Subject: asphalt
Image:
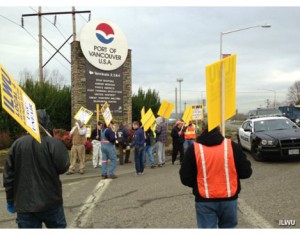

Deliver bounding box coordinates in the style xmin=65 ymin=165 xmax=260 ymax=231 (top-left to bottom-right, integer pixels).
xmin=0 ymin=156 xmax=166 ymax=192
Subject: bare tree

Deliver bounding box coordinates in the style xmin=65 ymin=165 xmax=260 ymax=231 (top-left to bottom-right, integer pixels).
xmin=18 ymin=69 xmax=65 ymax=87
xmin=287 ymin=80 xmax=300 ymax=105
xmin=19 ymin=69 xmax=34 ymax=83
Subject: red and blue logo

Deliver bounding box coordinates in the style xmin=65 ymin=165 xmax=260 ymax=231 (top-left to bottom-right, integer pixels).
xmin=95 ymin=23 xmax=115 ymax=44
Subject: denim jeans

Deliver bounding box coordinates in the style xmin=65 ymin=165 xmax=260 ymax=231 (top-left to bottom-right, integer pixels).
xmin=184 ymin=139 xmax=195 ymax=153
xmin=101 ymin=143 xmax=117 ymax=176
xmin=16 ymin=205 xmax=66 ymax=228
xmin=195 ymin=199 xmax=238 ymax=228
xmin=134 ymin=146 xmax=145 ymax=173
xmin=144 ymin=145 xmax=155 ymax=166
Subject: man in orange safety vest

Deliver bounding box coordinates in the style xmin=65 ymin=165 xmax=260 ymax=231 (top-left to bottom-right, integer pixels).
xmin=183 ymin=121 xmax=197 ymax=152
xmin=179 ymin=120 xmax=252 ymax=228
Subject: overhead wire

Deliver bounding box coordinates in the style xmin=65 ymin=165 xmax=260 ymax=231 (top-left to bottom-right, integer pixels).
xmin=0 ymin=12 xmax=70 ymax=72
xmin=28 ymin=6 xmax=68 ymax=40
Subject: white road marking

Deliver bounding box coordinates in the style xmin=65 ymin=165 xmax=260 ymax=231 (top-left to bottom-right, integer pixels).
xmin=239 ymin=198 xmax=273 ymax=228
xmin=69 ymin=179 xmax=112 ymax=228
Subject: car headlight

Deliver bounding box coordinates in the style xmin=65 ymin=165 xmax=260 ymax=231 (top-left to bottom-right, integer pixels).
xmin=261 ymin=139 xmax=275 ymax=146
xmin=295 ymin=118 xmax=300 ymax=123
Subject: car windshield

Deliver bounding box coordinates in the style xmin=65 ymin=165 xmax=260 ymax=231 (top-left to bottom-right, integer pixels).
xmin=254 ymin=119 xmax=298 ymax=132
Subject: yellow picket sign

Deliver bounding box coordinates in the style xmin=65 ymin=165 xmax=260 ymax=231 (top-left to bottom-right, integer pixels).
xmin=182 ymin=105 xmax=194 ymax=124
xmin=101 ymin=102 xmax=113 ymax=126
xmin=157 ymin=100 xmax=175 ymax=119
xmin=85 ymin=125 xmax=92 ymax=138
xmin=74 ymin=106 xmax=93 ymax=124
xmin=141 ymin=108 xmax=156 ymax=131
xmin=205 ymin=54 xmax=236 ymax=131
xmin=96 ymin=104 xmax=100 ymax=121
xmin=192 ymin=104 xmax=204 ymax=120
xmin=141 ymin=106 xmax=145 ymax=118
xmin=0 ymin=65 xmax=41 ymax=143
xmin=224 ymin=54 xmax=236 ymax=120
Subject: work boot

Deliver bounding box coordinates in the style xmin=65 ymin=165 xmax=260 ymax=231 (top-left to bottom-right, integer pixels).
xmin=109 ymin=174 xmax=118 ymax=179
xmin=125 ymin=151 xmax=131 ymax=163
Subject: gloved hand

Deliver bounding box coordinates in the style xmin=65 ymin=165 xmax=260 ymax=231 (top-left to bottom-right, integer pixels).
xmin=6 ymin=202 xmax=15 ymax=213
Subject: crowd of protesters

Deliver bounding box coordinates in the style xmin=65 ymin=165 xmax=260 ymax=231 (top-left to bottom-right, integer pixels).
xmin=3 ymin=109 xmax=251 ymax=229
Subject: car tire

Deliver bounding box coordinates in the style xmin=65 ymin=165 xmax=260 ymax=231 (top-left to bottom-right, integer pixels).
xmin=251 ymin=144 xmax=264 ymax=161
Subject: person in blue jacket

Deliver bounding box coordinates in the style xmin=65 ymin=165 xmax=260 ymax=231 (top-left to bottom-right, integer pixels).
xmin=101 ymin=121 xmax=118 ymax=179
xmin=130 ymin=121 xmax=145 ymax=175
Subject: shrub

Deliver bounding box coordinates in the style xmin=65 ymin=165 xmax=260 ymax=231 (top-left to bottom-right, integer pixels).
xmin=53 ymin=128 xmax=91 ymax=153
xmin=85 ymin=140 xmax=92 ymax=154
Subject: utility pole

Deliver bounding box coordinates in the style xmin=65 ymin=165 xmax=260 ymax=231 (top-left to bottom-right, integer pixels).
xmin=22 ymin=8 xmax=91 ymax=82
xmin=177 ymin=78 xmax=183 ymax=114
xmin=72 ymin=6 xmax=76 ymax=41
xmin=38 ymin=6 xmax=43 ymax=82
xmin=175 ymin=87 xmax=178 ymax=119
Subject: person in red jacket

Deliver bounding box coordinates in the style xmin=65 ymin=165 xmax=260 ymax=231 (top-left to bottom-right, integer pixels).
xmin=179 ymin=120 xmax=252 ymax=228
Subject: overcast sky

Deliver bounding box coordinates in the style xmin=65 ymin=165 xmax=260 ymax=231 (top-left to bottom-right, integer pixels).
xmin=1 ymin=4 xmax=300 ymax=114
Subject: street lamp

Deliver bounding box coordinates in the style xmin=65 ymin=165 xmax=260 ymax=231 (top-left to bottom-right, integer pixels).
xmin=219 ymin=23 xmax=271 ymax=136
xmin=177 ymin=78 xmax=183 ymax=114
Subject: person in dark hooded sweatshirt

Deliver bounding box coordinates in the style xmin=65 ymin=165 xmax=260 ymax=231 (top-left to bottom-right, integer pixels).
xmin=3 ymin=109 xmax=70 ymax=228
xmin=179 ymin=120 xmax=252 ymax=229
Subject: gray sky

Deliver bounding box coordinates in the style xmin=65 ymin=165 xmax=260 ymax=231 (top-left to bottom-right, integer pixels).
xmin=1 ymin=5 xmax=300 ymax=114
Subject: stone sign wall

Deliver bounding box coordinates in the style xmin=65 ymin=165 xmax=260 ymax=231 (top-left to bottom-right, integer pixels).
xmin=71 ymin=41 xmax=132 ymax=128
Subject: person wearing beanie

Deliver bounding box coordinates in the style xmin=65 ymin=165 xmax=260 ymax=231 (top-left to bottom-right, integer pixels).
xmin=171 ymin=120 xmax=185 ymax=165
xmin=66 ymin=119 xmax=87 ymax=175
xmin=3 ymin=109 xmax=70 ymax=228
xmin=179 ymin=120 xmax=252 ymax=228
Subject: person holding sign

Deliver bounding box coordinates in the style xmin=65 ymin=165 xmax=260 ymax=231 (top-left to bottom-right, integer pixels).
xmin=183 ymin=120 xmax=197 ymax=153
xmin=91 ymin=121 xmax=104 ymax=168
xmin=66 ymin=120 xmax=87 ymax=175
xmin=116 ymin=120 xmax=131 ymax=165
xmin=100 ymin=122 xmax=118 ymax=179
xmin=179 ymin=121 xmax=252 ymax=228
xmin=155 ymin=117 xmax=167 ymax=167
xmin=171 ymin=121 xmax=185 ymax=165
xmin=3 ymin=110 xmax=70 ymax=228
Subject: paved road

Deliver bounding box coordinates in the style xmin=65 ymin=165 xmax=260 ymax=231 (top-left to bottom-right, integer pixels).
xmin=1 ymin=150 xmax=299 ymax=229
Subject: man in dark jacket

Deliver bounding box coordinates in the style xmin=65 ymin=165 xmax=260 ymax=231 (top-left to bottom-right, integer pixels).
xmin=91 ymin=121 xmax=103 ymax=168
xmin=179 ymin=121 xmax=252 ymax=228
xmin=116 ymin=120 xmax=130 ymax=165
xmin=3 ymin=109 xmax=70 ymax=228
xmin=171 ymin=121 xmax=185 ymax=165
xmin=131 ymin=121 xmax=145 ymax=175
xmin=101 ymin=122 xmax=118 ymax=179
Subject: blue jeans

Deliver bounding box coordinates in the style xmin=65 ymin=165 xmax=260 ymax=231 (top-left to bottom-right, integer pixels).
xmin=144 ymin=145 xmax=155 ymax=166
xmin=184 ymin=139 xmax=195 ymax=153
xmin=101 ymin=143 xmax=117 ymax=176
xmin=134 ymin=146 xmax=145 ymax=173
xmin=195 ymin=199 xmax=238 ymax=228
xmin=16 ymin=205 xmax=66 ymax=228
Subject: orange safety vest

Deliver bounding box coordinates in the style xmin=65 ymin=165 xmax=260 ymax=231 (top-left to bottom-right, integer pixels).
xmin=185 ymin=125 xmax=196 ymax=140
xmin=194 ymin=139 xmax=238 ymax=199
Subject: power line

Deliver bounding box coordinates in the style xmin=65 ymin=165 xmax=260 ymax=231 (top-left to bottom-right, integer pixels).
xmin=0 ymin=14 xmax=20 ymax=27
xmin=28 ymin=6 xmax=67 ymax=40
xmin=0 ymin=13 xmax=70 ymax=72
